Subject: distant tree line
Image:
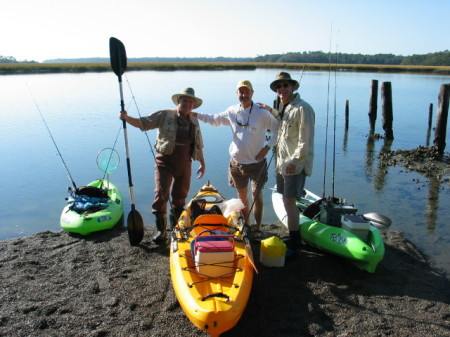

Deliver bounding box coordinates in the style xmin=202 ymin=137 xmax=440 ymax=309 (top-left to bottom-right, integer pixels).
xmin=0 ymin=56 xmax=36 ymax=63
xmin=254 ymin=50 xmax=450 ymax=66
xmin=43 ymin=56 xmax=254 ymax=63
xmin=3 ymin=51 xmax=450 ymax=66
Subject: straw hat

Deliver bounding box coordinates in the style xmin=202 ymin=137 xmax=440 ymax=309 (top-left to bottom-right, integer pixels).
xmin=171 ymin=87 xmax=203 ymax=108
xmin=270 ymin=72 xmax=299 ymax=92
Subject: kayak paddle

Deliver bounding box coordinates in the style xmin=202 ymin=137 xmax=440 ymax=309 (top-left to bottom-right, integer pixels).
xmin=109 ymin=37 xmax=144 ymax=246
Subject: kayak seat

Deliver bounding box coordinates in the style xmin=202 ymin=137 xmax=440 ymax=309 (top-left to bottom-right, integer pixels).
xmin=193 ymin=214 xmax=228 ymax=226
xmin=191 ymin=214 xmax=229 ymax=237
xmin=76 ymin=186 xmax=108 ymax=199
xmin=302 ymin=198 xmax=323 ymax=219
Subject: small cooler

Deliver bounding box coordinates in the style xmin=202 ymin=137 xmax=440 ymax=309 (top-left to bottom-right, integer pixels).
xmin=193 ymin=236 xmax=235 ymax=278
xmin=341 ymin=214 xmax=370 ymax=242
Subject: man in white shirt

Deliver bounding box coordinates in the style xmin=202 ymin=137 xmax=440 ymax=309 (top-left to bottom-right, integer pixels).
xmin=195 ymin=80 xmax=279 ymax=232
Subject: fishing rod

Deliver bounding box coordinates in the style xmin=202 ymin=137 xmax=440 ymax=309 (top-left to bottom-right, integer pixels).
xmin=28 ymin=85 xmax=78 ymax=190
xmin=331 ymin=42 xmax=339 ymax=200
xmin=123 ymin=73 xmax=174 ymax=213
xmin=322 ymin=24 xmax=334 ymax=199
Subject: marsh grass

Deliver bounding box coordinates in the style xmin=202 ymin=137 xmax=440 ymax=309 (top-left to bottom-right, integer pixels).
xmin=1 ymin=62 xmax=449 ymax=75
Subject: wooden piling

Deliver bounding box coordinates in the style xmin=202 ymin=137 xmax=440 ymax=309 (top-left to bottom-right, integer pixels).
xmin=345 ymin=100 xmax=349 ymax=129
xmin=434 ymin=83 xmax=450 ymax=155
xmin=381 ymin=82 xmax=394 ymax=140
xmin=368 ymin=80 xmax=378 ymax=132
xmin=428 ymin=103 xmax=433 ymax=130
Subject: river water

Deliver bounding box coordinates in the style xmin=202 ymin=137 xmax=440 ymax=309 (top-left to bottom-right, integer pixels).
xmin=1 ymin=69 xmax=449 ymax=274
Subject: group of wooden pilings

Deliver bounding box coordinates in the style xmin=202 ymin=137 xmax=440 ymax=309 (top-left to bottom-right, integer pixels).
xmin=357 ymin=80 xmax=450 ymax=156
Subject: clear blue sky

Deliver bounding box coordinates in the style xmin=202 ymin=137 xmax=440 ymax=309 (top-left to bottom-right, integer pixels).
xmin=3 ymin=0 xmax=450 ymax=62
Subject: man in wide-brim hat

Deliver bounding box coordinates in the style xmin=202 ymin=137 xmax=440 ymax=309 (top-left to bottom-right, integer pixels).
xmin=269 ymin=72 xmax=300 ymax=92
xmin=119 ymin=87 xmax=205 ymax=243
xmin=260 ymin=71 xmax=315 ymax=259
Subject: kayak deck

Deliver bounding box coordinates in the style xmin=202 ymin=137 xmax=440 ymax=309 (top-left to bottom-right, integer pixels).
xmin=170 ymin=183 xmax=253 ymax=337
xmin=60 ymin=179 xmax=124 ymax=235
xmin=272 ymin=187 xmax=385 ymax=273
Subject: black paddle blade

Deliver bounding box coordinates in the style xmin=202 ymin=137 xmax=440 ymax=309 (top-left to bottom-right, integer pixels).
xmin=127 ymin=209 xmax=144 ymax=246
xmin=109 ymin=37 xmax=127 ymax=77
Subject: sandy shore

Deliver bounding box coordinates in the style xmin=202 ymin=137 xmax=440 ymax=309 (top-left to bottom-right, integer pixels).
xmin=0 ymin=223 xmax=449 ymax=337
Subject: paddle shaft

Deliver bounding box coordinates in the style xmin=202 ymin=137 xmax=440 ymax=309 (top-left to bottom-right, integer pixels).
xmin=117 ymin=75 xmax=138 ymax=211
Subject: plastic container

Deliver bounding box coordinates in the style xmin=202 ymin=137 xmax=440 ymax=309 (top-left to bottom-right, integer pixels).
xmin=341 ymin=214 xmax=370 ymax=242
xmin=194 ymin=236 xmax=235 ymax=278
xmin=259 ymin=236 xmax=286 ymax=267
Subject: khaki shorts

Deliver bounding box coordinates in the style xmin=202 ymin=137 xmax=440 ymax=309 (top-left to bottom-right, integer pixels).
xmin=229 ymin=158 xmax=268 ymax=192
xmin=276 ymin=171 xmax=306 ymax=199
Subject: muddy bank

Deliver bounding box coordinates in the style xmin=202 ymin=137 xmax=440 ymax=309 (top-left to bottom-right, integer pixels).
xmin=377 ymin=145 xmax=450 ymax=182
xmin=0 ymin=224 xmax=449 ymax=337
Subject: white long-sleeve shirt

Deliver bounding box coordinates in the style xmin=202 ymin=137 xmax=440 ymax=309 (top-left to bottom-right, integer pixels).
xmin=197 ymin=102 xmax=279 ymax=164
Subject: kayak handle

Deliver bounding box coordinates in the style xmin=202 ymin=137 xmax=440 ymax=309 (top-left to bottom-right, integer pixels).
xmin=201 ymin=293 xmax=230 ymax=302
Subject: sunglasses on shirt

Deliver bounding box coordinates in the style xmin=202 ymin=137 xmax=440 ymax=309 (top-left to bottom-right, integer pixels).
xmin=275 ymin=83 xmax=291 ymax=89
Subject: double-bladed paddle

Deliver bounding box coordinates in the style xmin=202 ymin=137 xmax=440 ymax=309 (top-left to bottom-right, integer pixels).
xmin=109 ymin=37 xmax=144 ymax=246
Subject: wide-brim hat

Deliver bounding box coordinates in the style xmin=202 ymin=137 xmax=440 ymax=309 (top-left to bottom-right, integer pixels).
xmin=270 ymin=72 xmax=299 ymax=92
xmin=171 ymin=87 xmax=203 ymax=109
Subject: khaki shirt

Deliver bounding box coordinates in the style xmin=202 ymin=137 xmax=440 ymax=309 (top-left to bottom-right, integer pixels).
xmin=272 ymin=93 xmax=315 ymax=176
xmin=138 ymin=109 xmax=204 ymax=162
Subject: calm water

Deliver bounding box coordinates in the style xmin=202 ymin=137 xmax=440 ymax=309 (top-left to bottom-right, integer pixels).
xmin=1 ymin=69 xmax=449 ymax=274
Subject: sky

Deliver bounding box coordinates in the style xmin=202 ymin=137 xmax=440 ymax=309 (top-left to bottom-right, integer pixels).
xmin=3 ymin=0 xmax=450 ymax=62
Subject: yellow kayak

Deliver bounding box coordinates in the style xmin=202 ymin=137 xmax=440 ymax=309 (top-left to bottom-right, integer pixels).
xmin=170 ymin=182 xmax=255 ymax=337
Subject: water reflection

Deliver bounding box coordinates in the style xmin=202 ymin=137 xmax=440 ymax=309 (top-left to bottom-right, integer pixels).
xmin=364 ymin=133 xmax=376 ymax=182
xmin=342 ymin=129 xmax=348 ymax=154
xmin=374 ymin=139 xmax=392 ymax=193
xmin=426 ymin=127 xmax=431 ymax=147
xmin=426 ymin=176 xmax=441 ymax=231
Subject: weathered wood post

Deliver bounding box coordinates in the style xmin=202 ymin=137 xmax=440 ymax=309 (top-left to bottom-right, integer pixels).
xmin=426 ymin=103 xmax=433 ymax=146
xmin=434 ymin=83 xmax=450 ymax=155
xmin=381 ymin=81 xmax=394 ymax=140
xmin=345 ymin=100 xmax=349 ymax=130
xmin=428 ymin=103 xmax=433 ymax=129
xmin=368 ymin=80 xmax=378 ymax=132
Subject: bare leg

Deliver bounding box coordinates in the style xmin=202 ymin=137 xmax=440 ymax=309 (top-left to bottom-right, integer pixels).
xmin=283 ymin=196 xmax=299 ymax=232
xmin=252 ymin=188 xmax=264 ymax=230
xmin=236 ymin=186 xmax=250 ymax=225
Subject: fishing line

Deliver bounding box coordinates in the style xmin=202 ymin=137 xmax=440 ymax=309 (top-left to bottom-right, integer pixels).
xmin=99 ymin=125 xmax=122 ymax=187
xmin=27 ymin=84 xmax=78 ymax=190
xmin=322 ymin=24 xmax=333 ymax=199
xmin=332 ymin=39 xmax=339 ymax=199
xmin=123 ymin=74 xmax=173 ymax=210
xmin=124 ymin=74 xmax=158 ymax=162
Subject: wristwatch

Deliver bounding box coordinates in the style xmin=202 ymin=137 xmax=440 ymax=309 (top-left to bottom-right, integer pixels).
xmin=264 ymin=145 xmax=271 ymax=150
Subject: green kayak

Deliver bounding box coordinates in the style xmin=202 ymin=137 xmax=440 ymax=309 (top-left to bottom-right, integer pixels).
xmin=60 ymin=179 xmax=124 ymax=235
xmin=272 ymin=187 xmax=390 ymax=273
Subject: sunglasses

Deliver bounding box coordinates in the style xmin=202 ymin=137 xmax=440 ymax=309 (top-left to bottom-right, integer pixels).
xmin=275 ymin=82 xmax=291 ymax=90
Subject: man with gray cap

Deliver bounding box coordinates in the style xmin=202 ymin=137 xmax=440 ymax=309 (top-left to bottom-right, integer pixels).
xmin=194 ymin=80 xmax=278 ymax=234
xmin=120 ymin=87 xmax=205 ymax=243
xmin=260 ymin=72 xmax=315 ymax=258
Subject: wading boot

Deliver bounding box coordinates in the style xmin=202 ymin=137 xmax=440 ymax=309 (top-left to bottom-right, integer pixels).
xmin=153 ymin=212 xmax=167 ymax=243
xmin=169 ymin=207 xmax=184 ymax=230
xmin=285 ymin=230 xmax=300 ymax=260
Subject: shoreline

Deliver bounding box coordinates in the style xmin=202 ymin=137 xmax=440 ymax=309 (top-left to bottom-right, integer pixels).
xmin=1 ymin=62 xmax=450 ymax=75
xmin=0 ymin=224 xmax=448 ymax=336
